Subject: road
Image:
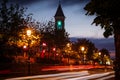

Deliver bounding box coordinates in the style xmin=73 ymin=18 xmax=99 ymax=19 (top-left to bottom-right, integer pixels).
xmin=6 ymin=70 xmax=114 ymax=80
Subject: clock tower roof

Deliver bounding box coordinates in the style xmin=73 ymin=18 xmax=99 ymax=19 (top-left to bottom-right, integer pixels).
xmin=54 ymin=3 xmax=65 ymax=18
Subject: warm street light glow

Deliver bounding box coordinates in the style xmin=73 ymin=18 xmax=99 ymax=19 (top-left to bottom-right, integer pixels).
xmin=23 ymin=45 xmax=27 ymax=49
xmin=26 ymin=29 xmax=32 ymax=75
xmin=81 ymin=46 xmax=85 ymax=51
xmin=27 ymin=30 xmax=32 ymax=36
xmin=99 ymin=52 xmax=101 ymax=55
xmin=67 ymin=43 xmax=70 ymax=47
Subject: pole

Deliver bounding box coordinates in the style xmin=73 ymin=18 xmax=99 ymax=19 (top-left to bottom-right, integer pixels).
xmin=28 ymin=40 xmax=31 ymax=75
xmin=28 ymin=51 xmax=30 ymax=75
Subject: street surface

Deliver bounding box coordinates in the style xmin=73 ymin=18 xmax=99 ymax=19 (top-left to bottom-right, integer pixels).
xmin=2 ymin=65 xmax=114 ymax=80
xmin=6 ymin=70 xmax=114 ymax=80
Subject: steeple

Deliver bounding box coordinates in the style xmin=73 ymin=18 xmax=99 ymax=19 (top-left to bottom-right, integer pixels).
xmin=54 ymin=2 xmax=65 ymax=18
xmin=54 ymin=1 xmax=67 ymax=49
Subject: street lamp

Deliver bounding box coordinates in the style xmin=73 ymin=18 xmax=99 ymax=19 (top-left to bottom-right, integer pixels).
xmin=81 ymin=46 xmax=85 ymax=52
xmin=98 ymin=52 xmax=101 ymax=55
xmin=98 ymin=52 xmax=102 ymax=64
xmin=26 ymin=29 xmax=31 ymax=75
xmin=81 ymin=46 xmax=85 ymax=64
xmin=66 ymin=43 xmax=71 ymax=65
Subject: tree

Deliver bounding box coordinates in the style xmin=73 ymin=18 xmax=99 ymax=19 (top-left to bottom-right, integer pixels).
xmin=84 ymin=0 xmax=120 ymax=79
xmin=0 ymin=0 xmax=41 ymax=58
xmin=73 ymin=38 xmax=96 ymax=63
xmin=100 ymin=48 xmax=110 ymax=57
xmin=39 ymin=21 xmax=55 ymax=49
xmin=0 ymin=0 xmax=28 ymax=57
xmin=100 ymin=48 xmax=110 ymax=65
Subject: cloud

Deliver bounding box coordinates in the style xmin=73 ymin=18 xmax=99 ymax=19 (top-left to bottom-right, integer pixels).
xmin=2 ymin=0 xmax=89 ymax=7
xmin=0 ymin=0 xmax=43 ymax=5
xmin=61 ymin=0 xmax=89 ymax=6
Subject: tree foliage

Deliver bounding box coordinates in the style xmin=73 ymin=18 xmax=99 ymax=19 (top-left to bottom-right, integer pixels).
xmin=0 ymin=0 xmax=27 ymax=44
xmin=84 ymin=0 xmax=120 ymax=38
xmin=0 ymin=0 xmax=41 ymax=56
xmin=100 ymin=48 xmax=110 ymax=57
xmin=84 ymin=0 xmax=120 ymax=79
xmin=73 ymin=38 xmax=96 ymax=60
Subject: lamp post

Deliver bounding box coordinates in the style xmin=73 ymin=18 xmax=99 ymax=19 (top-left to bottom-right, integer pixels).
xmin=66 ymin=43 xmax=72 ymax=65
xmin=26 ymin=29 xmax=31 ymax=75
xmin=81 ymin=46 xmax=85 ymax=64
xmin=98 ymin=52 xmax=102 ymax=64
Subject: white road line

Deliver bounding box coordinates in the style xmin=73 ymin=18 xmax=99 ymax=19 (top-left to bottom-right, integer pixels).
xmin=64 ymin=71 xmax=114 ymax=80
xmin=33 ymin=73 xmax=89 ymax=80
xmin=96 ymin=75 xmax=115 ymax=80
xmin=5 ymin=71 xmax=88 ymax=80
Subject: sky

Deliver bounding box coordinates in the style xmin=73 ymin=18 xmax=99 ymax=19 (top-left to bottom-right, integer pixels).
xmin=6 ymin=0 xmax=106 ymax=38
xmin=0 ymin=0 xmax=115 ymax=58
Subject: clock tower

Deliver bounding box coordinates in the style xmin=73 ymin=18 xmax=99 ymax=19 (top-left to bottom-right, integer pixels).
xmin=54 ymin=2 xmax=67 ymax=49
xmin=54 ymin=2 xmax=65 ymax=31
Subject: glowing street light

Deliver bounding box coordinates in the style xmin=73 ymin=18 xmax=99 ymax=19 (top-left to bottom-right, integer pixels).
xmin=99 ymin=52 xmax=101 ymax=55
xmin=27 ymin=30 xmax=32 ymax=36
xmin=67 ymin=43 xmax=70 ymax=47
xmin=81 ymin=46 xmax=85 ymax=51
xmin=26 ymin=29 xmax=32 ymax=75
xmin=23 ymin=45 xmax=27 ymax=49
xmin=66 ymin=43 xmax=72 ymax=65
xmin=80 ymin=46 xmax=86 ymax=64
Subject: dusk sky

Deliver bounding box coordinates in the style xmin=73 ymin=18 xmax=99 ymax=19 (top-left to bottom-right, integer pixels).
xmin=8 ymin=0 xmax=106 ymax=38
xmin=1 ymin=0 xmax=115 ymax=57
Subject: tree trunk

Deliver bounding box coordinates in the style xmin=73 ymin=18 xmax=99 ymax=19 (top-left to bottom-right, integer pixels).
xmin=114 ymin=26 xmax=120 ymax=80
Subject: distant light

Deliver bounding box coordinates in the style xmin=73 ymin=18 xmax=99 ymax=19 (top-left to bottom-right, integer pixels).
xmin=42 ymin=43 xmax=46 ymax=46
xmin=53 ymin=47 xmax=56 ymax=51
xmin=27 ymin=30 xmax=32 ymax=36
xmin=56 ymin=53 xmax=59 ymax=56
xmin=67 ymin=43 xmax=70 ymax=47
xmin=81 ymin=46 xmax=85 ymax=51
xmin=99 ymin=52 xmax=101 ymax=55
xmin=106 ymin=61 xmax=110 ymax=65
xmin=23 ymin=45 xmax=27 ymax=49
xmin=42 ymin=50 xmax=45 ymax=53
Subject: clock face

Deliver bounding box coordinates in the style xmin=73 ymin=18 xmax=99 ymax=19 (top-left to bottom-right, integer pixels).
xmin=57 ymin=20 xmax=62 ymax=29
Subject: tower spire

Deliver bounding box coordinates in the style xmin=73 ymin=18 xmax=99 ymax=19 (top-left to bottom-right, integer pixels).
xmin=59 ymin=0 xmax=61 ymax=4
xmin=54 ymin=1 xmax=65 ymax=18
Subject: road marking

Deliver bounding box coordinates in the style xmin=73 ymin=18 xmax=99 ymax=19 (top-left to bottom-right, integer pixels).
xmin=5 ymin=71 xmax=114 ymax=80
xmin=96 ymin=75 xmax=115 ymax=80
xmin=65 ymin=71 xmax=114 ymax=80
xmin=5 ymin=71 xmax=88 ymax=80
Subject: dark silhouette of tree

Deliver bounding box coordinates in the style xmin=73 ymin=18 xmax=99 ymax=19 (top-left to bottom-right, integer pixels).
xmin=0 ymin=0 xmax=39 ymax=59
xmin=100 ymin=48 xmax=110 ymax=57
xmin=84 ymin=0 xmax=120 ymax=79
xmin=73 ymin=38 xmax=96 ymax=62
xmin=0 ymin=0 xmax=27 ymax=57
xmin=100 ymin=48 xmax=110 ymax=65
xmin=39 ymin=21 xmax=56 ymax=54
